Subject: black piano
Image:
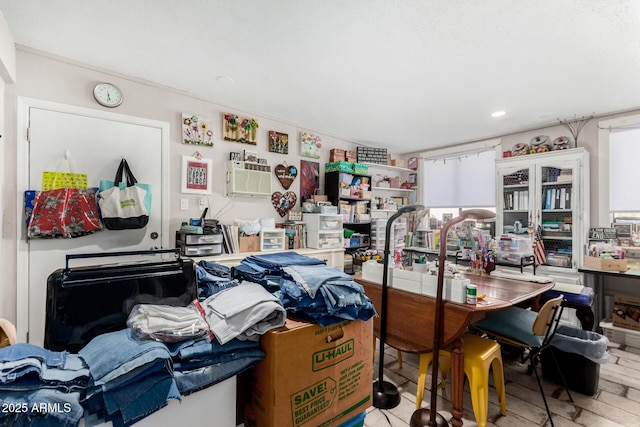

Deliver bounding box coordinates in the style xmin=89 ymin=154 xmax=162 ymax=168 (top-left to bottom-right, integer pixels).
xmin=44 ymin=249 xmax=197 ymax=352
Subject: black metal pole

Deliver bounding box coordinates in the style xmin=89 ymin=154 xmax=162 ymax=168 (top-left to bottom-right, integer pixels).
xmin=373 ymin=205 xmax=423 ymax=409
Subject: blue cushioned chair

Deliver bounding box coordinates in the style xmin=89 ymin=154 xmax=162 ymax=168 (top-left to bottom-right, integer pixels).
xmin=471 ymin=294 xmax=573 ymax=427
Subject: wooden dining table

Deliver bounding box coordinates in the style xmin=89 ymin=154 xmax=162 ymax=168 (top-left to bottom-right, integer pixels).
xmin=356 ymin=272 xmax=555 ymax=427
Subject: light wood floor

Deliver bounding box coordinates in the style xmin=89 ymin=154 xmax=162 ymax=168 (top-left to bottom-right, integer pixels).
xmin=365 ymin=340 xmax=640 ymax=427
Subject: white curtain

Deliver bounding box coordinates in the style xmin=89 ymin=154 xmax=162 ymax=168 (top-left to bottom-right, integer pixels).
xmin=424 ymin=149 xmax=496 ymax=208
xmin=610 ymin=128 xmax=640 ymax=212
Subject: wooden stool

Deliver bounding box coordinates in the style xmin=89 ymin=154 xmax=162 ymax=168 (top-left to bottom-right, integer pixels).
xmin=415 ymin=333 xmax=507 ymax=427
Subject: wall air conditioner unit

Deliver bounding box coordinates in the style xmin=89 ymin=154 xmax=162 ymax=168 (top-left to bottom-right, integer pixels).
xmin=226 ymin=161 xmax=272 ymax=197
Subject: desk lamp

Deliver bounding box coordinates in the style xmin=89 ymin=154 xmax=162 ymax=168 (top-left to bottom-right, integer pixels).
xmin=373 ymin=204 xmax=425 ymax=409
xmin=410 ymin=209 xmax=496 ymax=427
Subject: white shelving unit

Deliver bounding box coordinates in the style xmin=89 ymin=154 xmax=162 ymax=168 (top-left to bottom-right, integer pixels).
xmin=370 ymin=217 xmax=408 ymax=252
xmin=371 ymin=186 xmax=414 ymax=192
xmin=496 ymin=148 xmax=590 ymax=274
xmin=359 ymin=162 xmax=415 ymax=173
xmin=361 ymin=162 xmax=419 ymax=219
xmin=303 ymin=213 xmax=344 ymax=249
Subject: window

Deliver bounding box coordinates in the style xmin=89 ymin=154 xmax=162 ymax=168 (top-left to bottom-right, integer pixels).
xmin=610 ymin=128 xmax=640 ymax=212
xmin=598 ymin=113 xmax=640 ymax=226
xmin=609 ymin=127 xmax=640 ymax=244
xmin=423 ymin=146 xmax=498 ymax=208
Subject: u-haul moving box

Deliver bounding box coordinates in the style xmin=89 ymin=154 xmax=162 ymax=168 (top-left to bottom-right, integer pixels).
xmin=243 ymin=318 xmax=372 ymax=427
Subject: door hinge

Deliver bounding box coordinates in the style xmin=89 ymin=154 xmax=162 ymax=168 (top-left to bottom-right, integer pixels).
xmin=26 ymin=331 xmax=29 ymax=343
xmin=26 ymin=127 xmax=31 ymax=143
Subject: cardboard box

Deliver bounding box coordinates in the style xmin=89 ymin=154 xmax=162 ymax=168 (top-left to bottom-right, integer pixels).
xmin=390 ymin=159 xmax=405 ymax=167
xmin=310 ymin=195 xmax=328 ymax=202
xmin=330 ymin=148 xmax=346 ymax=162
xmin=345 ymin=150 xmax=357 ymax=162
xmin=239 ymin=235 xmax=260 ymax=252
xmin=584 ymin=256 xmax=628 ymax=272
xmin=407 ymin=157 xmax=418 ymax=170
xmin=243 ymin=318 xmax=372 ymax=427
xmin=613 ymin=294 xmax=640 ymax=331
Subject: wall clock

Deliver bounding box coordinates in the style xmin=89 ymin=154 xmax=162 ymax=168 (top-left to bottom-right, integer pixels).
xmin=93 ymin=82 xmax=123 ymax=108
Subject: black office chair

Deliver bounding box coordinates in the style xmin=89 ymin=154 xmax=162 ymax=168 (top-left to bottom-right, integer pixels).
xmin=471 ymin=294 xmax=573 ymax=427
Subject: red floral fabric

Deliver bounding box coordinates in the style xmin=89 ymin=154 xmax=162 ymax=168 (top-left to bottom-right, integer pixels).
xmin=27 ymin=188 xmax=103 ymax=238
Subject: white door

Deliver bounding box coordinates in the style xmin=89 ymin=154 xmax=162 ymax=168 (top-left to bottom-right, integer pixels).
xmin=17 ymin=99 xmax=169 ymax=346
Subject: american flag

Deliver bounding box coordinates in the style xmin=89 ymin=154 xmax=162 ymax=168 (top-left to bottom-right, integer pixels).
xmin=533 ymin=225 xmax=546 ymax=266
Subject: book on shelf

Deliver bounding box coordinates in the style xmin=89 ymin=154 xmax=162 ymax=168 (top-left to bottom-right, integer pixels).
xmin=278 ymin=221 xmax=307 ymax=249
xmin=219 ymin=224 xmax=241 ymax=253
xmin=504 ymin=190 xmax=528 ymax=210
xmin=544 ymin=187 xmax=571 ymax=209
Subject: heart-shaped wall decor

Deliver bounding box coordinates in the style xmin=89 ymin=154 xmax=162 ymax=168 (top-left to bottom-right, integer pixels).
xmin=271 ymin=191 xmax=298 ymax=217
xmin=274 ymin=164 xmax=298 ymax=190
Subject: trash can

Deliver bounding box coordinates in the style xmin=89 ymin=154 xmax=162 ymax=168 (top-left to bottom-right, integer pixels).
xmin=541 ymin=325 xmax=610 ymax=396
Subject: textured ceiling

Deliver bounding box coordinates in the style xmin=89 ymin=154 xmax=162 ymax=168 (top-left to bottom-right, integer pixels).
xmin=1 ymin=0 xmax=640 ymax=153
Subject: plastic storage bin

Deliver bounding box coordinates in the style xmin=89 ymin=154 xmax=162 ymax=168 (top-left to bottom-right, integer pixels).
xmin=260 ymin=229 xmax=286 ymax=251
xmin=497 ymin=234 xmax=532 ymax=253
xmin=541 ymin=325 xmax=610 ymax=395
xmin=599 ymin=321 xmax=640 ymax=347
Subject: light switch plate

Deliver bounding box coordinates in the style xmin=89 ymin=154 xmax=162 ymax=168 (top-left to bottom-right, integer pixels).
xmin=180 ymin=199 xmax=189 ymax=210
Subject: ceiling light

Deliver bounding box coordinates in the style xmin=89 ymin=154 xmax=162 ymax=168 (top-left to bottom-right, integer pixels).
xmin=216 ymin=75 xmax=234 ymax=84
xmin=491 ymin=111 xmax=506 ymax=117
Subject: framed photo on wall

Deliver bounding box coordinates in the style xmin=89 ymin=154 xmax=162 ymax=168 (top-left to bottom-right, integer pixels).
xmin=300 ymin=132 xmax=321 ymax=159
xmin=181 ymin=155 xmax=213 ymax=194
xmin=300 ymin=160 xmax=319 ymax=205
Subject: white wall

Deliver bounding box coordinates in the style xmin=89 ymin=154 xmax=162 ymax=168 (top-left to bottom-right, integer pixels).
xmin=0 ymin=11 xmax=14 ymax=326
xmin=0 ymin=11 xmax=16 ymax=83
xmin=1 ymin=47 xmax=402 ymax=326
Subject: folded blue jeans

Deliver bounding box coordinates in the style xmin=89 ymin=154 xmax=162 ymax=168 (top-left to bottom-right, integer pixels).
xmin=0 ymin=354 xmax=89 ymax=392
xmin=240 ymin=251 xmax=326 ymax=277
xmin=79 ymin=329 xmax=171 ymax=387
xmin=197 ymin=260 xmax=231 ymax=278
xmin=102 ymin=370 xmax=180 ymax=426
xmin=174 ymin=353 xmax=264 ymax=395
xmin=282 ymin=265 xmax=354 ymax=298
xmin=173 ymin=346 xmax=264 ymax=371
xmin=0 ymin=343 xmax=66 ymax=368
xmin=176 ymin=336 xmax=260 ymax=360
